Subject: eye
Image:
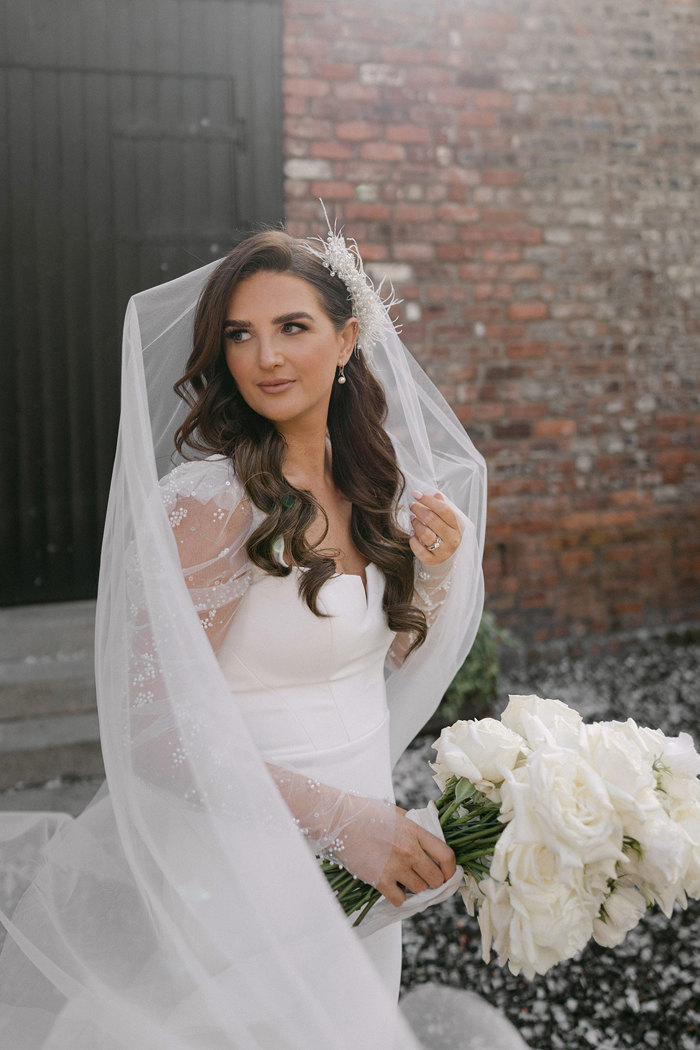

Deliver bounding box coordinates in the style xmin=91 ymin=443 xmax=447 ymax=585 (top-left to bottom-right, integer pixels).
xmin=223 ymin=328 xmax=250 ymax=343
xmin=281 ymin=322 xmax=306 ymax=334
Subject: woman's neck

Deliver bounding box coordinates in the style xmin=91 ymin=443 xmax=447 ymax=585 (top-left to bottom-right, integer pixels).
xmin=278 ymin=422 xmax=332 ymax=492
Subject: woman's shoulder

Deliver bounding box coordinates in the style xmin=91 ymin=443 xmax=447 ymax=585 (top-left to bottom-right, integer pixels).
xmin=159 ymin=454 xmax=246 ymax=510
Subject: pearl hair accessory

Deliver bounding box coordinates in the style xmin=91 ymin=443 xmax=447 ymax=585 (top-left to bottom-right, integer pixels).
xmin=303 ymin=200 xmax=402 ymax=357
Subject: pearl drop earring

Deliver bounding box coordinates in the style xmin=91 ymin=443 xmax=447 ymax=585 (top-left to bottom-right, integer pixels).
xmin=337 ymin=363 xmax=346 ymax=385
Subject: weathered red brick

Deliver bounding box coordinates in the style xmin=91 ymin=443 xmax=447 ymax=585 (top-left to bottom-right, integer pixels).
xmin=534 ymin=419 xmax=576 ymax=437
xmin=344 ymin=202 xmax=391 ymax=221
xmin=457 ymin=111 xmax=499 ymax=128
xmin=284 ymin=77 xmax=330 ymax=98
xmin=427 ymin=87 xmax=469 ymax=107
xmin=284 ymin=56 xmax=311 ymax=77
xmin=499 ymin=264 xmax=542 ymax=282
xmin=393 ymin=241 xmax=436 ymax=260
xmin=386 ymin=124 xmax=431 ymax=143
xmin=311 ymin=61 xmax=358 ymax=80
xmin=309 ymin=180 xmax=355 ymax=200
xmin=392 ymin=203 xmax=434 ymax=222
xmin=436 ymin=203 xmax=480 ymax=223
xmin=455 ymin=264 xmax=495 ymax=281
xmin=332 ymin=83 xmax=379 ymax=102
xmin=310 ymin=140 xmax=353 ymax=160
xmin=361 ymin=142 xmax=406 ymax=162
xmin=472 ymin=90 xmax=514 ymax=109
xmin=473 ymin=402 xmax=506 ymax=421
xmin=436 ymin=245 xmax=467 ymax=260
xmin=483 ymin=244 xmax=522 ymax=262
xmin=483 ymin=169 xmax=523 ymax=186
xmin=335 ymin=121 xmax=382 ymax=140
xmin=462 ymin=12 xmax=520 ymax=31
xmin=285 ymin=117 xmax=333 ymax=138
xmin=284 ymin=95 xmax=308 ymax=116
xmin=508 ymin=301 xmax=548 ymax=321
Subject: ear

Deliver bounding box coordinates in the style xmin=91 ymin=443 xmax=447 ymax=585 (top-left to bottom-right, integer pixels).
xmin=338 ymin=317 xmax=359 ymax=365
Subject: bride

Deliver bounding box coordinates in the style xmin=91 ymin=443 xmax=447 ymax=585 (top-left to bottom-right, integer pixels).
xmin=0 ymin=212 xmax=524 ymax=1048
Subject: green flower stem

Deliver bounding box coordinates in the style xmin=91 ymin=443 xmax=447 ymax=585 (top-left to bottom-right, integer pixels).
xmin=352 ymin=889 xmax=382 ymax=926
xmin=438 ymin=797 xmax=465 ymax=827
xmin=462 ymin=860 xmax=490 ymax=875
xmin=454 ymin=843 xmax=501 ymax=862
xmin=434 ymin=782 xmax=455 ymax=808
xmin=336 ymin=878 xmax=363 ymax=905
xmin=447 ymin=827 xmax=502 ymax=849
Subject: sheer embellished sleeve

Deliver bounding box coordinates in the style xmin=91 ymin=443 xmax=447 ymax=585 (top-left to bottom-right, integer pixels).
xmin=387 ymin=553 xmax=455 ymax=670
xmin=385 ymin=504 xmax=484 ymax=766
xmin=125 ymin=456 xmax=254 ymax=791
xmin=159 ymin=456 xmax=253 ymax=652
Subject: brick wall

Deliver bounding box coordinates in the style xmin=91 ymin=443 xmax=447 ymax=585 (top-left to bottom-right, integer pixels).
xmin=282 ymin=0 xmax=700 ymax=647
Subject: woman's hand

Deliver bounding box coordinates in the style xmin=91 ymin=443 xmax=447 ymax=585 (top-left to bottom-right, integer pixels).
xmin=408 ymin=490 xmax=461 ymax=566
xmin=339 ymin=799 xmax=457 ymax=907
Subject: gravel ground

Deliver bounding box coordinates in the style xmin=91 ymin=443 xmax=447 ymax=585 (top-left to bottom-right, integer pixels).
xmin=394 ymin=633 xmax=700 ymax=1050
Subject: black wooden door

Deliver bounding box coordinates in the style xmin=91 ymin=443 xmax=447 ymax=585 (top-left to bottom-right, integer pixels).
xmin=1 ymin=0 xmax=283 ymax=604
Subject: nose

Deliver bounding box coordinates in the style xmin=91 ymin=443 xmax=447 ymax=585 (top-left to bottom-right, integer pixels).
xmin=257 ymin=335 xmax=283 ymax=370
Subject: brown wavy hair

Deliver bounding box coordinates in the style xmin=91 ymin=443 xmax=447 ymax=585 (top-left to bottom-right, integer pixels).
xmin=174 ymin=230 xmax=426 ymax=651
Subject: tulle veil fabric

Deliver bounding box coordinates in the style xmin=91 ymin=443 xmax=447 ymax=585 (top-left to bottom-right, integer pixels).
xmin=0 ymin=255 xmax=486 ymax=1049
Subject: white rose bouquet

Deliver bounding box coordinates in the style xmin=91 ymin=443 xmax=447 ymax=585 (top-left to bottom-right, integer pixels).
xmin=321 ymin=695 xmax=700 ymax=979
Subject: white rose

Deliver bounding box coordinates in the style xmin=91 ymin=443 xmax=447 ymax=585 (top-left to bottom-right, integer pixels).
xmin=592 ymin=879 xmax=647 ymax=948
xmin=430 ymin=718 xmax=525 ymax=796
xmin=476 ymin=879 xmax=522 ymax=970
xmin=634 ymin=725 xmax=700 ymax=780
xmin=498 ymin=747 xmax=624 ymax=877
xmin=661 ymin=775 xmax=700 ymax=897
xmin=458 ymin=874 xmax=482 ymax=918
xmin=625 ymin=809 xmax=691 ymax=917
xmin=582 ymin=722 xmax=659 ymax=823
xmin=656 ymin=730 xmax=700 ymax=778
xmin=479 ymin=837 xmax=599 ymax=978
xmin=501 ymin=694 xmax=582 ymax=750
xmin=600 ymin=719 xmax=700 ymax=781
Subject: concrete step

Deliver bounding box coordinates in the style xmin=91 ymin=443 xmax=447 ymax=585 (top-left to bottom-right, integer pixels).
xmin=0 ymin=712 xmax=103 ymax=789
xmin=0 ymin=600 xmax=104 ymax=787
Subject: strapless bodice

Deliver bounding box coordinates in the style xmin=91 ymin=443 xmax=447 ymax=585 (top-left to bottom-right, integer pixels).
xmin=216 ymin=562 xmax=396 ymax=798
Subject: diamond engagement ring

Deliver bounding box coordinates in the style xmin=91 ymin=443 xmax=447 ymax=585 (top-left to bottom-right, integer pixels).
xmin=426 ymin=536 xmax=442 ymax=552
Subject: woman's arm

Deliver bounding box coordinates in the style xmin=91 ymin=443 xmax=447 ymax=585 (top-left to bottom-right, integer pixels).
xmin=268 ymin=764 xmax=456 ymax=905
xmin=167 ymin=490 xmax=252 ymax=651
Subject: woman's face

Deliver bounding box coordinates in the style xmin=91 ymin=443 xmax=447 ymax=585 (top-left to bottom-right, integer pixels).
xmin=223 ymin=271 xmax=357 ymax=432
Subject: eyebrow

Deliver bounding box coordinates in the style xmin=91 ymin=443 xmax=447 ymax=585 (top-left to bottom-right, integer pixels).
xmin=223 ymin=311 xmax=315 ymax=328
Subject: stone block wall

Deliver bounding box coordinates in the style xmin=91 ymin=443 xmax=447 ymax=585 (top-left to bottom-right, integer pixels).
xmin=282 ymin=0 xmax=700 ymax=646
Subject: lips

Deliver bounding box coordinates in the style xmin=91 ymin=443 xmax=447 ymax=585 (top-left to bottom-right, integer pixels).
xmin=257 ymin=379 xmax=295 ymax=393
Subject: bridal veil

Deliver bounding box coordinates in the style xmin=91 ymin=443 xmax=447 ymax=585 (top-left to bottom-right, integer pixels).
xmin=0 ymin=246 xmax=486 ymax=1048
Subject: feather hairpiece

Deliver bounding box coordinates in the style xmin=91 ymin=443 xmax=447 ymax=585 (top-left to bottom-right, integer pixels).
xmin=302 ymin=200 xmax=402 ymax=357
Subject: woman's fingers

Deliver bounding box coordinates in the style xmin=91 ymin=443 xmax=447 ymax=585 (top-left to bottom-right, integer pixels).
xmin=415 ymin=828 xmax=457 ymax=883
xmin=380 ymin=882 xmax=407 ymax=907
xmin=340 ymin=799 xmax=457 ymax=909
xmin=410 ymin=491 xmax=459 ymax=535
xmin=409 ymin=490 xmax=461 ymax=563
xmin=377 ymin=817 xmax=457 ymax=907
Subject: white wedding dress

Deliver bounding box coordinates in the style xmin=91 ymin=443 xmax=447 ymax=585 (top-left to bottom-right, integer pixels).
xmin=215 ymin=556 xmax=530 ymax=1050
xmin=217 ymin=559 xmax=402 ymax=998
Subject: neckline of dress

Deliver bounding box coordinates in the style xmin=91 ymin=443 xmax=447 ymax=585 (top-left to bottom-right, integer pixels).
xmin=285 ymin=559 xmax=375 ymax=603
xmin=334 ymin=561 xmax=375 ymax=601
